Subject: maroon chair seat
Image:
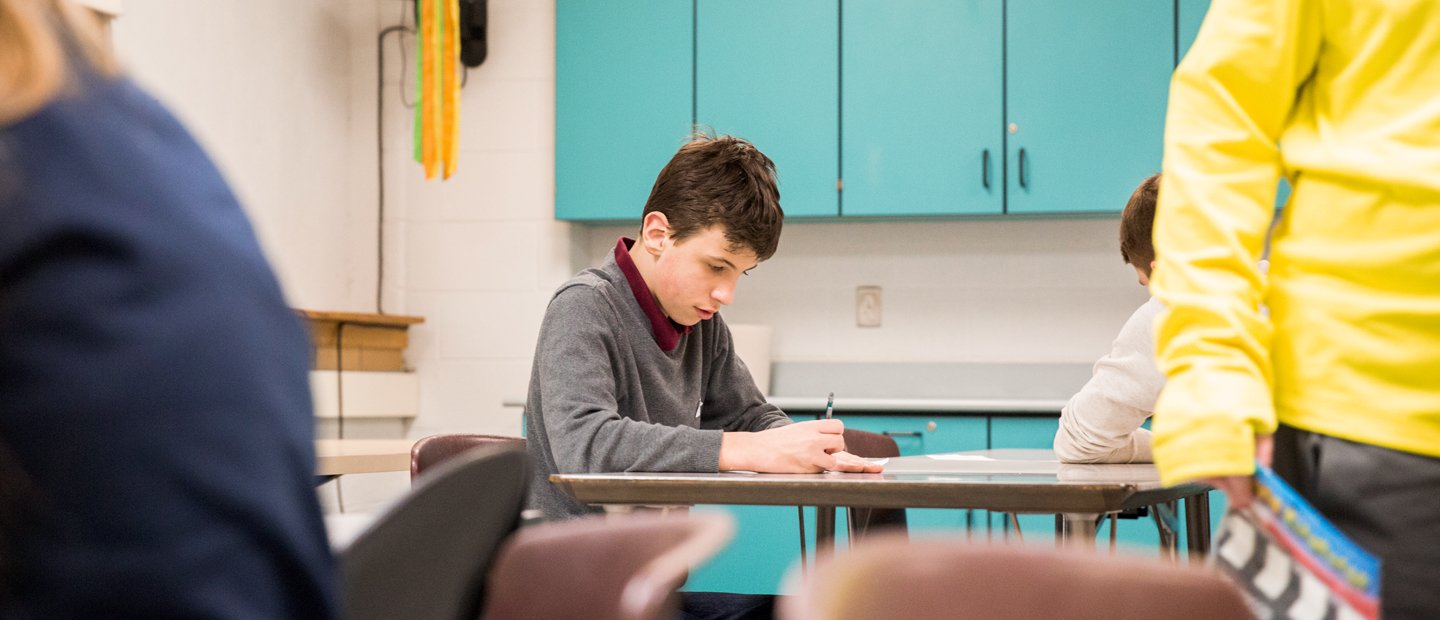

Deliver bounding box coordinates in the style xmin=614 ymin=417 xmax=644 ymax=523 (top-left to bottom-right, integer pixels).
xmin=410 ymin=433 xmax=526 ymax=483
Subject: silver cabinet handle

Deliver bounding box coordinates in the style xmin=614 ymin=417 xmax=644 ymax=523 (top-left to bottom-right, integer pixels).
xmin=1018 ymin=147 xmax=1028 ymax=188
xmin=982 ymin=148 xmax=991 ymax=189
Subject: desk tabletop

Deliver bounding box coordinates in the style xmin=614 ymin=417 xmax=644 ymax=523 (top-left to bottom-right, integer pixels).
xmin=551 ymin=449 xmax=1207 ymax=514
xmin=314 ymin=439 xmax=413 ymax=476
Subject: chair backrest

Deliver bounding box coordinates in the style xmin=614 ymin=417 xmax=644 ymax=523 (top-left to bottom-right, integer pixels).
xmin=342 ymin=442 xmax=529 ymax=620
xmin=410 ymin=433 xmax=526 ymax=482
xmin=780 ymin=535 xmax=1254 ymax=620
xmin=841 ymin=429 xmax=906 ymax=536
xmin=482 ymin=512 xmax=735 ymax=620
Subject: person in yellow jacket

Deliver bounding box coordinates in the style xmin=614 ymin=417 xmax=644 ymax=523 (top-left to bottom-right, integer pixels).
xmin=1151 ymin=0 xmax=1440 ymax=615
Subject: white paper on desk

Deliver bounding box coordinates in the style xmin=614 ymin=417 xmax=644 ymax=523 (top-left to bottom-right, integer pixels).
xmin=879 ymin=454 xmax=1060 ymax=475
xmin=926 ymin=454 xmax=994 ymax=461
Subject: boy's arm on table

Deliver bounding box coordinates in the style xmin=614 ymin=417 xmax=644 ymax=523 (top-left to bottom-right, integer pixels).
xmin=700 ymin=317 xmax=880 ymax=473
xmin=720 ymin=420 xmax=882 ymax=473
xmin=1054 ymin=300 xmax=1164 ymax=464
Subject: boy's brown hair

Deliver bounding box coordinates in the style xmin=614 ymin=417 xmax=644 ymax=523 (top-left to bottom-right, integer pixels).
xmin=1120 ymin=173 xmax=1160 ymax=276
xmin=642 ymin=132 xmax=784 ymax=261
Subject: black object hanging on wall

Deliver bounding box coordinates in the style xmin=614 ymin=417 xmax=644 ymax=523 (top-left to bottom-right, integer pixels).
xmin=459 ymin=0 xmax=487 ymax=68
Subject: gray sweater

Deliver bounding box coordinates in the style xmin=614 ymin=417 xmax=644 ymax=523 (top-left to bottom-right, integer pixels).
xmin=525 ymin=253 xmax=789 ymax=518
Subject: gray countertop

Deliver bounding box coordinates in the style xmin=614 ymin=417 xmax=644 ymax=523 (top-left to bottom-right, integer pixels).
xmin=766 ymin=396 xmax=1065 ymax=414
xmin=504 ymin=361 xmax=1086 ymax=415
xmin=503 ymin=396 xmax=1067 ymax=415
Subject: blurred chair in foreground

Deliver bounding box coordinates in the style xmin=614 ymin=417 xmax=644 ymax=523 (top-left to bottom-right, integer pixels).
xmin=482 ymin=512 xmax=735 ymax=620
xmin=780 ymin=535 xmax=1253 ymax=620
xmin=410 ymin=433 xmax=526 ymax=482
xmin=342 ymin=442 xmax=529 ymax=620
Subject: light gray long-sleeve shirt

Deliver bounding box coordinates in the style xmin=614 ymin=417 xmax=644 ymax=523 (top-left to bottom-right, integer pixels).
xmin=524 ymin=253 xmax=789 ymax=519
xmin=1053 ymin=297 xmax=1165 ymax=464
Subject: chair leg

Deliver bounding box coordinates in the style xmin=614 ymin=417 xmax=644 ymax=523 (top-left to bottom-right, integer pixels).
xmin=1152 ymin=501 xmax=1180 ymax=562
xmin=1008 ymin=513 xmax=1024 ymax=543
xmin=845 ymin=507 xmax=857 ymax=547
xmin=796 ymin=507 xmax=808 ymax=577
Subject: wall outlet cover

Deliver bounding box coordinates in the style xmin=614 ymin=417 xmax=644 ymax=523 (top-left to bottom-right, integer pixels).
xmin=856 ymin=286 xmax=882 ymax=328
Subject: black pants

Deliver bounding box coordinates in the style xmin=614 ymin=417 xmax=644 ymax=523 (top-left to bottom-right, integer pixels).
xmin=679 ymin=592 xmax=776 ymax=620
xmin=1271 ymin=424 xmax=1440 ymax=619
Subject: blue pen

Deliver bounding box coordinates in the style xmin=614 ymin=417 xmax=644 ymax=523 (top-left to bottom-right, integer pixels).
xmin=824 ymin=392 xmax=834 ymax=420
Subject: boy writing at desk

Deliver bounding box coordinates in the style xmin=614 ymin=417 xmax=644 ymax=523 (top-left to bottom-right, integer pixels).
xmin=525 ymin=133 xmax=880 ymax=521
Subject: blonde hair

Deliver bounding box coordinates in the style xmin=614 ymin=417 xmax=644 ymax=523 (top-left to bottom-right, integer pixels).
xmin=0 ymin=0 xmax=118 ymax=125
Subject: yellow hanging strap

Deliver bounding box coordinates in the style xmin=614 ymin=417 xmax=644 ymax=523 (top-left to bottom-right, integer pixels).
xmin=414 ymin=0 xmax=460 ymax=180
xmin=441 ymin=0 xmax=460 ymax=179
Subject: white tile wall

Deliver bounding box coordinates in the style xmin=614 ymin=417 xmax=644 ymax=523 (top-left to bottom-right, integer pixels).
xmin=585 ymin=218 xmax=1152 ymax=364
xmin=391 ymin=0 xmax=562 ymax=446
xmin=113 ymin=0 xmax=378 ymax=311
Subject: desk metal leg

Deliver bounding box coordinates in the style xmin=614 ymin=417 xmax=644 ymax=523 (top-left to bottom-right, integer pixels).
xmin=1184 ymin=491 xmax=1212 ymax=562
xmin=1152 ymin=500 xmax=1181 ymax=562
xmin=815 ymin=506 xmax=836 ymax=559
xmin=1059 ymin=513 xmax=1100 ymax=548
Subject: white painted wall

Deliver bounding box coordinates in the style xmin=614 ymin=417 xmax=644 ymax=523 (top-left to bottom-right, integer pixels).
xmin=112 ymin=0 xmax=381 ymax=312
xmin=584 ymin=218 xmax=1150 ymax=365
xmin=389 ymin=0 xmax=572 ymax=442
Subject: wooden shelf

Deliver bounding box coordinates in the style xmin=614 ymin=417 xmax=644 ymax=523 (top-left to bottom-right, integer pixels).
xmin=296 ymin=309 xmax=425 ymax=372
xmin=296 ymin=310 xmax=425 ymax=327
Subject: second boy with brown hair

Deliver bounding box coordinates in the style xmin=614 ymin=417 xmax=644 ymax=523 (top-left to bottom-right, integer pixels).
xmin=1053 ymin=173 xmax=1165 ymax=463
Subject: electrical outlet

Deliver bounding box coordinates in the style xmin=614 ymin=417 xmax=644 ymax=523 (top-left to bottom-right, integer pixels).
xmin=856 ymin=286 xmax=882 ymax=328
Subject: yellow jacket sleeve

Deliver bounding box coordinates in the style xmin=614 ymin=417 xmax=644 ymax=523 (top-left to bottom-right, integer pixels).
xmin=1150 ymin=0 xmax=1321 ymax=485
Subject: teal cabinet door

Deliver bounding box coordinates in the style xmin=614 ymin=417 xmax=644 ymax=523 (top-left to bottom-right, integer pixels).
xmin=696 ymin=0 xmax=838 ymax=218
xmin=1006 ymin=0 xmax=1172 ymax=214
xmin=555 ymin=1 xmax=692 ymax=221
xmin=987 ymin=416 xmax=1063 ymax=545
xmin=840 ymin=415 xmax=987 ymax=532
xmin=1177 ymin=0 xmax=1211 ymax=65
xmin=685 ymin=504 xmax=805 ymax=594
xmin=841 ymin=0 xmax=1003 ymax=216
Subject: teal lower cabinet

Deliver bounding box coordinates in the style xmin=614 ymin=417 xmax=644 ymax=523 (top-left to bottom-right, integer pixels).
xmin=684 ymin=504 xmax=807 ymax=594
xmin=839 ymin=415 xmax=988 ymax=533
xmin=987 ymin=416 xmax=1067 ymax=547
xmin=686 ymin=414 xmax=986 ymax=594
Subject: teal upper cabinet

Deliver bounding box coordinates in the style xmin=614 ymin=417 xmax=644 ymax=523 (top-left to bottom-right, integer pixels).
xmin=1178 ymin=0 xmax=1212 ymax=64
xmin=557 ymin=1 xmax=1187 ymax=221
xmin=555 ymin=1 xmax=692 ymax=221
xmin=696 ymin=0 xmax=839 ymax=218
xmin=1005 ymin=0 xmax=1172 ymax=214
xmin=841 ymin=1 xmax=1003 ymax=216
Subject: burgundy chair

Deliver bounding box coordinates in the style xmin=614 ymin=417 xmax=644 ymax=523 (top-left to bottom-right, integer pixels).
xmin=341 ymin=442 xmax=529 ymax=620
xmin=780 ymin=534 xmax=1254 ymax=620
xmin=482 ymin=512 xmax=735 ymax=620
xmin=410 ymin=433 xmax=526 ymax=483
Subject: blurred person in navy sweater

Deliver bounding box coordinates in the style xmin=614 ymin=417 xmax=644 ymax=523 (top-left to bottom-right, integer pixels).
xmin=0 ymin=1 xmax=336 ymax=616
